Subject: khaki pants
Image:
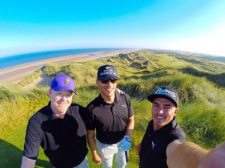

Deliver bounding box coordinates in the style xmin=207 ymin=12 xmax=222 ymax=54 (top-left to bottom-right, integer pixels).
xmin=97 ymin=140 xmax=128 ymax=168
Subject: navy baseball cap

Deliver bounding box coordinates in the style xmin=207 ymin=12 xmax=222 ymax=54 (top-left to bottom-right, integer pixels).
xmin=51 ymin=73 xmax=77 ymax=94
xmin=147 ymin=86 xmax=179 ymax=107
xmin=97 ymin=65 xmax=119 ymax=80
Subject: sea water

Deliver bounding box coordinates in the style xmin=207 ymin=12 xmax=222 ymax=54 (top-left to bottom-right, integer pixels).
xmin=0 ymin=48 xmax=121 ymax=69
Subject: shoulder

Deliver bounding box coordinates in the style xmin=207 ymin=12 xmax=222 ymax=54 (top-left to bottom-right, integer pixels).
xmin=169 ymin=129 xmax=185 ymax=142
xmin=28 ymin=106 xmax=49 ymax=125
xmin=68 ymin=103 xmax=87 ymax=119
xmin=169 ymin=121 xmax=186 ymax=141
xmin=25 ymin=106 xmax=49 ymax=136
xmin=70 ymin=103 xmax=85 ymax=111
xmin=86 ymin=96 xmax=101 ymax=110
xmin=115 ymin=88 xmax=132 ymax=105
xmin=116 ymin=88 xmax=130 ymax=98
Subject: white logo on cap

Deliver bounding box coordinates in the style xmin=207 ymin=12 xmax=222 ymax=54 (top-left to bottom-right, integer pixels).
xmin=100 ymin=67 xmax=117 ymax=76
xmin=155 ymin=88 xmax=176 ymax=98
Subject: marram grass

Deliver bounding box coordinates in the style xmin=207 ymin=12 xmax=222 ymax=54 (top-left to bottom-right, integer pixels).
xmin=1 ymin=50 xmax=225 ymax=167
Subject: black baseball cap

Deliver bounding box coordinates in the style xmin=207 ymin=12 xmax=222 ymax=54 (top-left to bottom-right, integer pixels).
xmin=147 ymin=86 xmax=179 ymax=107
xmin=97 ymin=65 xmax=119 ymax=80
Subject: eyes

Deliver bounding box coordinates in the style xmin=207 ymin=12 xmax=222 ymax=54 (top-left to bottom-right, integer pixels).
xmin=54 ymin=91 xmax=73 ymax=98
xmin=152 ymin=103 xmax=174 ymax=111
xmin=100 ymin=80 xmax=118 ymax=84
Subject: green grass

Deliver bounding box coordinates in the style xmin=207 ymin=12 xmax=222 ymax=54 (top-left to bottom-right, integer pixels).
xmin=1 ymin=50 xmax=225 ymax=167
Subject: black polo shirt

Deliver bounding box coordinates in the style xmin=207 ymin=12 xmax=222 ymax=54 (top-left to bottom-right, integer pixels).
xmin=23 ymin=103 xmax=88 ymax=168
xmin=86 ymin=90 xmax=133 ymax=144
xmin=139 ymin=118 xmax=185 ymax=168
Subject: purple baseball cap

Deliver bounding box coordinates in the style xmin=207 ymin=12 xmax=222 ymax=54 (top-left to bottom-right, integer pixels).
xmin=51 ymin=73 xmax=77 ymax=94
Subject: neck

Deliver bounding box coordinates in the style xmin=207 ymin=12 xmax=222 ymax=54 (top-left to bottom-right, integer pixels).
xmin=101 ymin=93 xmax=115 ymax=104
xmin=52 ymin=113 xmax=65 ymax=119
xmin=50 ymin=104 xmax=66 ymax=119
xmin=153 ymin=125 xmax=161 ymax=131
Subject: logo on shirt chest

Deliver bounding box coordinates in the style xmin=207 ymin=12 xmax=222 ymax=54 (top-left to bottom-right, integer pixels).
xmin=121 ymin=104 xmax=127 ymax=108
xmin=152 ymin=141 xmax=156 ymax=150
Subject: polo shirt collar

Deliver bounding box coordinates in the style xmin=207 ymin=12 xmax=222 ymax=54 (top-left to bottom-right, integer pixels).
xmin=150 ymin=117 xmax=177 ymax=135
xmin=97 ymin=89 xmax=120 ymax=105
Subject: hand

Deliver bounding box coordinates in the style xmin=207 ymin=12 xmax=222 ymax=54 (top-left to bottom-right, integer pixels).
xmin=92 ymin=151 xmax=102 ymax=165
xmin=118 ymin=135 xmax=131 ymax=151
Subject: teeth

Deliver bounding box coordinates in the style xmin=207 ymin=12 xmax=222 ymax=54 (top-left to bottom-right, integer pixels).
xmin=156 ymin=116 xmax=163 ymax=119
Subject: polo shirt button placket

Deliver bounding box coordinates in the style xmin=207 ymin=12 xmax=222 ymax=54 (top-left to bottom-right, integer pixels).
xmin=111 ymin=104 xmax=116 ymax=115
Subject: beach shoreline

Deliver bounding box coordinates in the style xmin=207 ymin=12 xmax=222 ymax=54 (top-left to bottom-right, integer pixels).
xmin=0 ymin=49 xmax=134 ymax=85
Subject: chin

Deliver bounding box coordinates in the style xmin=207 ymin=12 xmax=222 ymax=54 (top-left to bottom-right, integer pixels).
xmin=57 ymin=108 xmax=67 ymax=114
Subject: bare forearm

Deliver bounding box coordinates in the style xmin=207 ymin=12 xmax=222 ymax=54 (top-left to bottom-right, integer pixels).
xmin=126 ymin=116 xmax=134 ymax=136
xmin=167 ymin=141 xmax=208 ymax=168
xmin=87 ymin=130 xmax=102 ymax=164
xmin=87 ymin=130 xmax=98 ymax=154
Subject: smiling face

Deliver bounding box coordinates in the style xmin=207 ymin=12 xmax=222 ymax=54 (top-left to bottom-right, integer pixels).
xmin=96 ymin=79 xmax=118 ymax=101
xmin=151 ymin=97 xmax=178 ymax=131
xmin=49 ymin=89 xmax=73 ymax=117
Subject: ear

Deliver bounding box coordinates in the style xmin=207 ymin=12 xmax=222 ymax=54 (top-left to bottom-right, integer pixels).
xmin=96 ymin=79 xmax=100 ymax=85
xmin=48 ymin=89 xmax=51 ymax=96
xmin=175 ymin=107 xmax=179 ymax=114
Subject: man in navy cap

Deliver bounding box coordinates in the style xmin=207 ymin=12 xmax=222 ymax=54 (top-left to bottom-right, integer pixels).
xmin=21 ymin=73 xmax=89 ymax=168
xmin=86 ymin=65 xmax=134 ymax=168
xmin=138 ymin=86 xmax=186 ymax=168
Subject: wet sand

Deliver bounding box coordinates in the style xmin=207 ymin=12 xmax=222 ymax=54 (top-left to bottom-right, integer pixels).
xmin=0 ymin=50 xmax=132 ymax=85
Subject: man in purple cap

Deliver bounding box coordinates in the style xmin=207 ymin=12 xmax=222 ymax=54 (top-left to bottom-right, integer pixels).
xmin=138 ymin=86 xmax=186 ymax=168
xmin=21 ymin=73 xmax=89 ymax=168
xmin=86 ymin=65 xmax=134 ymax=168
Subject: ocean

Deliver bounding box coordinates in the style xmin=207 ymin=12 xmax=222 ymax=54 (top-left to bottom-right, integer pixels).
xmin=0 ymin=48 xmax=121 ymax=69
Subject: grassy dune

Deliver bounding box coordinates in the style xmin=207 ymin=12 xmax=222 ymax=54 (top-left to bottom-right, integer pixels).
xmin=0 ymin=50 xmax=225 ymax=167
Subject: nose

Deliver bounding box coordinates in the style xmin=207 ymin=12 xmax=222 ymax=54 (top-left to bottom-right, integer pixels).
xmin=156 ymin=106 xmax=164 ymax=114
xmin=59 ymin=94 xmax=68 ymax=100
xmin=158 ymin=108 xmax=164 ymax=114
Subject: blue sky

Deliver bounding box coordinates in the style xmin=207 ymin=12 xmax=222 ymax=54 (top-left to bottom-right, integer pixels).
xmin=1 ymin=0 xmax=225 ymax=57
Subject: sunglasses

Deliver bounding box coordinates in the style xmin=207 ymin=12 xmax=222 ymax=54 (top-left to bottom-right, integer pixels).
xmin=100 ymin=79 xmax=118 ymax=84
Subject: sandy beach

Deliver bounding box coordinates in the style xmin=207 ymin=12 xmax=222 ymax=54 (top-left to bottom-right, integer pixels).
xmin=0 ymin=49 xmax=133 ymax=85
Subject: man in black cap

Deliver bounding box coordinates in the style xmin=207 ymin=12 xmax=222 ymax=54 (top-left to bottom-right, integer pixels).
xmin=86 ymin=65 xmax=134 ymax=168
xmin=21 ymin=73 xmax=88 ymax=168
xmin=138 ymin=86 xmax=186 ymax=168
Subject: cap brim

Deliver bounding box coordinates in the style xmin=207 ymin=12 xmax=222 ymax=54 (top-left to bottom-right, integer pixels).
xmin=98 ymin=76 xmax=119 ymax=80
xmin=147 ymin=94 xmax=177 ymax=107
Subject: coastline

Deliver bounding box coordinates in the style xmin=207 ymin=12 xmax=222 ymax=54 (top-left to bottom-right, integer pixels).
xmin=0 ymin=49 xmax=133 ymax=85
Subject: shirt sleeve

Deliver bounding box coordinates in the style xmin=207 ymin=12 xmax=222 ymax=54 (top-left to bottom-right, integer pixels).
xmin=84 ymin=104 xmax=96 ymax=130
xmin=78 ymin=105 xmax=88 ymax=125
xmin=166 ymin=128 xmax=186 ymax=145
xmin=23 ymin=116 xmax=42 ymax=160
xmin=125 ymin=94 xmax=134 ymax=117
